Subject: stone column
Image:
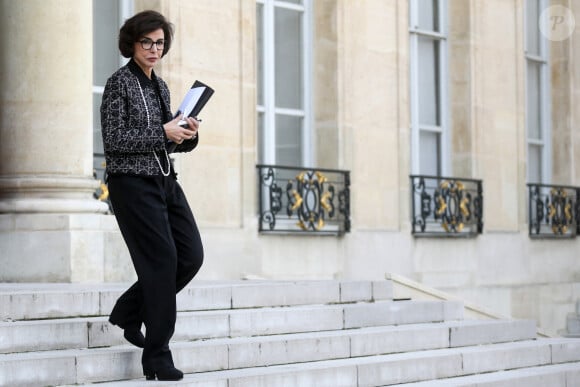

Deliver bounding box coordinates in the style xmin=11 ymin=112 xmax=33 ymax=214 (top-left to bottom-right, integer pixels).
xmin=0 ymin=0 xmax=107 ymax=213
xmin=0 ymin=0 xmax=114 ymax=282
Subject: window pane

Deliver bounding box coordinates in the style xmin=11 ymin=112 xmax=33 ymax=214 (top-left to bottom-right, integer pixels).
xmin=258 ymin=112 xmax=265 ymax=164
xmin=418 ymin=36 xmax=440 ymax=126
xmin=93 ymin=91 xmax=106 ymax=182
xmin=257 ymin=3 xmax=264 ymax=106
xmin=93 ymin=0 xmax=121 ymax=86
xmin=417 ymin=0 xmax=439 ymax=32
xmin=93 ymin=92 xmax=104 ymax=153
xmin=527 ymin=61 xmax=541 ymax=140
xmin=281 ymin=0 xmax=303 ymax=4
xmin=528 ymin=144 xmax=542 ymax=183
xmin=276 ymin=114 xmax=302 ymax=166
xmin=275 ymin=7 xmax=302 ymax=109
xmin=526 ymin=0 xmax=540 ymax=56
xmin=420 ymin=131 xmax=441 ymax=176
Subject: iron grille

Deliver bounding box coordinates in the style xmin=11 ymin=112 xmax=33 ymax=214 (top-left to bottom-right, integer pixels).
xmin=527 ymin=183 xmax=580 ymax=238
xmin=257 ymin=165 xmax=350 ymax=235
xmin=410 ymin=175 xmax=483 ymax=237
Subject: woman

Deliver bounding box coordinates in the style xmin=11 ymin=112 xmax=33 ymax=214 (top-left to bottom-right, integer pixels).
xmin=100 ymin=10 xmax=204 ymax=381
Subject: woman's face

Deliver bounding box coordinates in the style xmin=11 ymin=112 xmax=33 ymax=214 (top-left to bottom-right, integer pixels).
xmin=133 ymin=28 xmax=165 ymax=76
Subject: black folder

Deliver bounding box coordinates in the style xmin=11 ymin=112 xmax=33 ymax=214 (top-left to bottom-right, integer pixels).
xmin=175 ymin=80 xmax=215 ymax=125
xmin=168 ymin=80 xmax=214 ymax=152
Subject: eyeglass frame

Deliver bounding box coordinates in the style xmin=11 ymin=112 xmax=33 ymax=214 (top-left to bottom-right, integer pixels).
xmin=138 ymin=38 xmax=165 ymax=50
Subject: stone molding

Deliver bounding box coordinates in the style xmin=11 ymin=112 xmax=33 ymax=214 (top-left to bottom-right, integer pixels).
xmin=0 ymin=176 xmax=109 ymax=213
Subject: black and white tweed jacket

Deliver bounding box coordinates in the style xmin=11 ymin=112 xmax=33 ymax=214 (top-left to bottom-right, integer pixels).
xmin=100 ymin=59 xmax=198 ymax=177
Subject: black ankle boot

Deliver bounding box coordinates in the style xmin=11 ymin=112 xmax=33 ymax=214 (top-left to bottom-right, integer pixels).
xmin=144 ymin=367 xmax=184 ymax=381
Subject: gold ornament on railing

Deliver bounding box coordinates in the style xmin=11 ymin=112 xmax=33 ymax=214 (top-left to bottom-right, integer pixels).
xmin=438 ymin=180 xmax=470 ymax=233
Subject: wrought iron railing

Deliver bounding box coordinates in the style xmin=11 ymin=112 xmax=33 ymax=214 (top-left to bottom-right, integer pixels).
xmin=257 ymin=165 xmax=350 ymax=235
xmin=527 ymin=183 xmax=580 ymax=238
xmin=410 ymin=175 xmax=483 ymax=237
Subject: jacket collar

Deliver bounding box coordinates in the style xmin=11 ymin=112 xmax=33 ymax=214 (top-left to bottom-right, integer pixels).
xmin=127 ymin=58 xmax=157 ymax=88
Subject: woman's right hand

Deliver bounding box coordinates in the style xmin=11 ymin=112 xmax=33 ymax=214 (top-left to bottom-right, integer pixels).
xmin=163 ymin=114 xmax=197 ymax=144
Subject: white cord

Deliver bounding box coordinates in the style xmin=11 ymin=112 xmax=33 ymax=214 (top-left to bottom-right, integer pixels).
xmin=137 ymin=81 xmax=171 ymax=176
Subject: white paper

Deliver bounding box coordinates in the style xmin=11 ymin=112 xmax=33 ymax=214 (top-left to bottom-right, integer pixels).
xmin=176 ymin=86 xmax=206 ymax=125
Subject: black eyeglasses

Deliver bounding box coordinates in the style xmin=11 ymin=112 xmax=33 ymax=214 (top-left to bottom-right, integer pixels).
xmin=139 ymin=38 xmax=165 ymax=50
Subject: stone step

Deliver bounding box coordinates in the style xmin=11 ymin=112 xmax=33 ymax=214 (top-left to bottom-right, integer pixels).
xmin=0 ymin=299 xmax=463 ymax=354
xmin=0 ymin=319 xmax=542 ymax=386
xmin=0 ymin=280 xmax=393 ymax=321
xmin=51 ymin=339 xmax=580 ymax=387
xmin=4 ymin=279 xmax=578 ymax=387
xmin=401 ymin=362 xmax=580 ymax=386
xmin=0 ymin=320 xmax=537 ymax=385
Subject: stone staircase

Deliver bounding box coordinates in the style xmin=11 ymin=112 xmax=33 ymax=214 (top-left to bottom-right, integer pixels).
xmin=1 ymin=280 xmax=580 ymax=386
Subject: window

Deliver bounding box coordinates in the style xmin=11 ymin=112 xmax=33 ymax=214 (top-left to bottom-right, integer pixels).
xmin=92 ymin=0 xmax=133 ymax=181
xmin=525 ymin=0 xmax=551 ymax=184
xmin=256 ymin=0 xmax=313 ymax=167
xmin=409 ymin=0 xmax=448 ymax=176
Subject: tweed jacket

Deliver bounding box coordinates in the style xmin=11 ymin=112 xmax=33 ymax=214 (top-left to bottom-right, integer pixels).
xmin=100 ymin=59 xmax=198 ymax=177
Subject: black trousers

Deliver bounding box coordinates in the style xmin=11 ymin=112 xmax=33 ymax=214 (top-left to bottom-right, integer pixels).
xmin=107 ymin=173 xmax=204 ymax=371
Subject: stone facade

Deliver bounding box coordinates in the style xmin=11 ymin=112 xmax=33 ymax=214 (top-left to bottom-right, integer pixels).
xmin=1 ymin=0 xmax=580 ymax=335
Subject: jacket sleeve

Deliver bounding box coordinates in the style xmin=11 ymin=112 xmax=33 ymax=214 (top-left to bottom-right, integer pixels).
xmin=173 ymin=134 xmax=199 ymax=153
xmin=100 ymin=75 xmax=165 ymax=154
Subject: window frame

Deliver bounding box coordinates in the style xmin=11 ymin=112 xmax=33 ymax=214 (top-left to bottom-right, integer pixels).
xmin=256 ymin=0 xmax=313 ymax=167
xmin=409 ymin=0 xmax=449 ymax=176
xmin=92 ymin=0 xmax=133 ymax=176
xmin=92 ymin=0 xmax=133 ymax=101
xmin=524 ymin=0 xmax=551 ymax=184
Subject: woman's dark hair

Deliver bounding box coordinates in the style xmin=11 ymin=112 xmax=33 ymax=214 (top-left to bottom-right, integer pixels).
xmin=118 ymin=10 xmax=174 ymax=58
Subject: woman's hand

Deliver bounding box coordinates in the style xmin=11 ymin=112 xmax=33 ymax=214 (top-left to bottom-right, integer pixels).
xmin=163 ymin=114 xmax=200 ymax=144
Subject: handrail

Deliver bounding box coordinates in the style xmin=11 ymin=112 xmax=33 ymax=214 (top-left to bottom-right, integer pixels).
xmin=385 ymin=272 xmax=551 ymax=337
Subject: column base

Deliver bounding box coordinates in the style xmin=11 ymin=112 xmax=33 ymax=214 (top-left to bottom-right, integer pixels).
xmin=0 ymin=176 xmax=110 ymax=214
xmin=0 ymin=198 xmax=110 ymax=213
xmin=0 ymin=214 xmax=135 ymax=283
